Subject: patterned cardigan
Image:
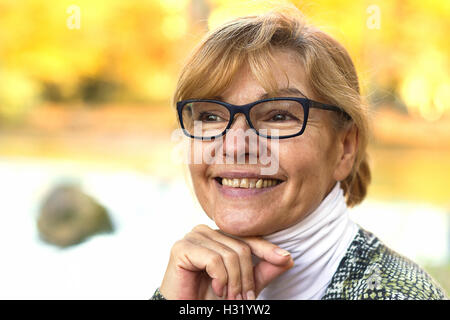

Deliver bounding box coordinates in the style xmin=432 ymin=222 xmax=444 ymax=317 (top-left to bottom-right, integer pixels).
xmin=151 ymin=227 xmax=447 ymax=300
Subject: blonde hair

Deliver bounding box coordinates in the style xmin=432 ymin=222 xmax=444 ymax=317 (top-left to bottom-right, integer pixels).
xmin=173 ymin=8 xmax=371 ymax=207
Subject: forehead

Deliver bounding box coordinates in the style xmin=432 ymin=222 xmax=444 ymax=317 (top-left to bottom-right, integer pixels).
xmin=220 ymin=49 xmax=313 ymax=102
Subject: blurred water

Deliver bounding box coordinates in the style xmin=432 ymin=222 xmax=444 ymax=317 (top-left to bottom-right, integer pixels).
xmin=0 ymin=156 xmax=215 ymax=299
xmin=0 ymin=157 xmax=448 ymax=299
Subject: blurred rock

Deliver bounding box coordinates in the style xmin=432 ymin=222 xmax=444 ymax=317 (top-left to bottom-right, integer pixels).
xmin=37 ymin=184 xmax=114 ymax=248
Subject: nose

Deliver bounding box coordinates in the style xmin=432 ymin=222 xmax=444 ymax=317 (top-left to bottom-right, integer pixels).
xmin=222 ymin=114 xmax=258 ymax=163
xmin=228 ymin=113 xmax=251 ymax=132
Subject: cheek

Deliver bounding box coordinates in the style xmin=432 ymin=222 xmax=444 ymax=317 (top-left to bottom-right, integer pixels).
xmin=188 ymin=162 xmax=212 ymax=213
xmin=279 ymin=135 xmax=336 ymax=210
xmin=279 ymin=137 xmax=327 ymax=180
xmin=188 ymin=141 xmax=209 ymax=184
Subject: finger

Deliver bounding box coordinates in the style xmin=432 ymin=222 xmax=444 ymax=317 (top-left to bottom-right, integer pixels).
xmin=254 ymin=258 xmax=294 ymax=296
xmin=225 ymin=232 xmax=293 ymax=266
xmin=217 ymin=231 xmax=294 ymax=298
xmin=193 ymin=225 xmax=255 ymax=300
xmin=171 ymin=239 xmax=228 ymax=298
xmin=185 ymin=230 xmax=242 ymax=299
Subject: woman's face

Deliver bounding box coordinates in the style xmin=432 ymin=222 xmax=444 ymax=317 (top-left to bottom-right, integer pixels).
xmin=188 ymin=49 xmax=348 ymax=236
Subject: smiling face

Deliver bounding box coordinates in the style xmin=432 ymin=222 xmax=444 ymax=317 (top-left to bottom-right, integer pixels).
xmin=188 ymin=49 xmax=346 ymax=236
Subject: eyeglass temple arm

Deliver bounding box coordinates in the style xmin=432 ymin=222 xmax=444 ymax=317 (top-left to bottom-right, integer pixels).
xmin=309 ymin=100 xmax=351 ymax=120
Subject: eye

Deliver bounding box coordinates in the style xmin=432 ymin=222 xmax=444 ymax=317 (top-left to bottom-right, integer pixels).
xmin=268 ymin=111 xmax=296 ymax=122
xmin=272 ymin=113 xmax=288 ymax=121
xmin=199 ymin=112 xmax=224 ymax=122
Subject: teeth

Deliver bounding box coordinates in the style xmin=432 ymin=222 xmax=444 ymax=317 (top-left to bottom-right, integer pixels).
xmin=240 ymin=178 xmax=249 ymax=188
xmin=221 ymin=177 xmax=280 ymax=189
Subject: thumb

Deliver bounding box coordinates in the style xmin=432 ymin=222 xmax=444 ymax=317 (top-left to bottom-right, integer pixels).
xmin=254 ymin=256 xmax=294 ymax=295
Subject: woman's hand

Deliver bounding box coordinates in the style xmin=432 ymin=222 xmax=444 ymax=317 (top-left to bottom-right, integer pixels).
xmin=159 ymin=224 xmax=294 ymax=300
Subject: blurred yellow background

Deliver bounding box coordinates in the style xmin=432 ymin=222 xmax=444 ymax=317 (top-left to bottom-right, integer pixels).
xmin=0 ymin=0 xmax=449 ymax=298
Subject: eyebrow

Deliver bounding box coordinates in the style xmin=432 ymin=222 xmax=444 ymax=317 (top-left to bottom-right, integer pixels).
xmin=214 ymin=87 xmax=308 ymax=101
xmin=259 ymin=87 xmax=307 ymax=99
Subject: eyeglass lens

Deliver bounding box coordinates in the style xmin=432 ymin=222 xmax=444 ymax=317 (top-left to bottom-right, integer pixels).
xmin=181 ymin=100 xmax=305 ymax=138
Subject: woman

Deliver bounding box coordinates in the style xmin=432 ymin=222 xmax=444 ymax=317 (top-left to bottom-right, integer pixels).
xmin=151 ymin=8 xmax=447 ymax=300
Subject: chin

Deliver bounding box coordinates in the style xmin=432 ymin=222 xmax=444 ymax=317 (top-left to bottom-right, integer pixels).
xmin=213 ymin=210 xmax=273 ymax=237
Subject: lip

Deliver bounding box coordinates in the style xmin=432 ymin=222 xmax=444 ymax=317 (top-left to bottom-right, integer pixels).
xmin=213 ymin=176 xmax=285 ymax=199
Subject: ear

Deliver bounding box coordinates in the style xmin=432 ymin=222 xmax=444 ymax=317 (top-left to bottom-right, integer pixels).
xmin=333 ymin=124 xmax=358 ymax=182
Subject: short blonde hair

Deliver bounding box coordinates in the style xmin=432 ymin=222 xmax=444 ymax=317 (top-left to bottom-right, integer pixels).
xmin=174 ymin=9 xmax=371 ymax=207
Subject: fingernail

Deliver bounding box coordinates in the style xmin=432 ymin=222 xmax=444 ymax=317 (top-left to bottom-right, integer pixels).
xmin=246 ymin=290 xmax=256 ymax=300
xmin=236 ymin=293 xmax=243 ymax=300
xmin=274 ymin=247 xmax=291 ymax=256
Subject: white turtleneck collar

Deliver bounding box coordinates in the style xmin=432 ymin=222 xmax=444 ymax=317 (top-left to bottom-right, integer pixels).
xmin=257 ymin=182 xmax=358 ymax=300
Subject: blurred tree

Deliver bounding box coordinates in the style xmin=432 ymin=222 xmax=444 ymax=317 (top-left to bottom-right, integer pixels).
xmin=0 ymin=0 xmax=448 ymax=120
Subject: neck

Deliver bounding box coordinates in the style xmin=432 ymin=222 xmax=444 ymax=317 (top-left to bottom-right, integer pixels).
xmin=258 ymin=182 xmax=357 ymax=300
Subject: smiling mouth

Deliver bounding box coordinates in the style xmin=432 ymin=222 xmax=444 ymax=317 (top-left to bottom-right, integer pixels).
xmin=214 ymin=177 xmax=283 ymax=189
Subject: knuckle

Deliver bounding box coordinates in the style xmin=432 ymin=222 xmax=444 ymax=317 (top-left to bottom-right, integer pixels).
xmin=223 ymin=250 xmax=239 ymax=264
xmin=184 ymin=231 xmax=199 ymax=242
xmin=171 ymin=239 xmax=186 ymax=255
xmin=192 ymin=224 xmax=210 ymax=233
xmin=235 ymin=244 xmax=251 ymax=257
xmin=208 ymin=253 xmax=223 ymax=267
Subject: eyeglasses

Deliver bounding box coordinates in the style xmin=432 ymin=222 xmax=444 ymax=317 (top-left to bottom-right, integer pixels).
xmin=176 ymin=97 xmax=350 ymax=140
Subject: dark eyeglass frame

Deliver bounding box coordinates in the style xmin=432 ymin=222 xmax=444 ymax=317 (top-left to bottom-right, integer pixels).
xmin=176 ymin=97 xmax=350 ymax=140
